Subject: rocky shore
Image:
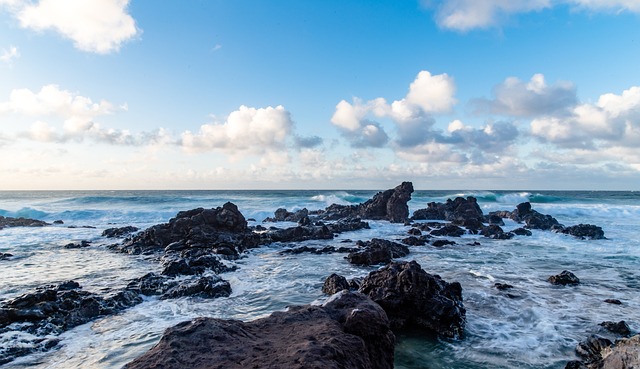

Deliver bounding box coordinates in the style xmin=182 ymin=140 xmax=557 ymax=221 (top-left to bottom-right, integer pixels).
xmin=1 ymin=182 xmax=634 ymax=368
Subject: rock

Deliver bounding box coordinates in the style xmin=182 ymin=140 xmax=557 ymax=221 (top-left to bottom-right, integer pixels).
xmin=430 ymin=224 xmax=466 ymax=237
xmin=480 ymin=225 xmax=514 ymax=240
xmin=494 ymin=283 xmax=514 ymax=290
xmin=600 ymin=321 xmax=632 ymax=337
xmin=102 ymin=226 xmax=139 ymax=238
xmin=408 ymin=228 xmax=422 ymax=236
xmin=432 ymin=240 xmax=456 ymax=247
xmin=548 ymin=270 xmax=580 ymax=285
xmin=575 ymin=335 xmax=614 ymax=364
xmin=326 ymin=218 xmax=371 ymax=233
xmin=559 ymin=224 xmax=605 ymax=240
xmin=0 ymin=252 xmax=13 ymax=260
xmin=358 ymin=260 xmax=466 ymax=338
xmin=280 ymin=245 xmax=358 ymax=255
xmin=346 ymin=239 xmax=410 ymax=266
xmin=0 ymin=215 xmax=49 ymax=229
xmin=53 ymin=220 xmax=64 ymax=224
xmin=511 ymin=202 xmax=562 ymax=230
xmin=321 ymin=182 xmax=414 ymax=223
xmin=323 ymin=273 xmax=350 ymax=295
xmin=512 ymin=227 xmax=533 ymax=236
xmin=264 ymin=208 xmax=309 ymax=223
xmin=64 ymin=240 xmax=92 ymax=249
xmin=401 ymin=236 xmax=429 ymax=246
xmin=604 ymin=299 xmax=622 ymax=305
xmin=485 ymin=213 xmax=505 ymax=226
xmin=412 ymin=197 xmax=484 ymax=225
xmin=267 ymin=224 xmax=334 ymax=243
xmin=160 ymin=276 xmax=231 ymax=300
xmin=124 ymin=291 xmax=395 ymax=369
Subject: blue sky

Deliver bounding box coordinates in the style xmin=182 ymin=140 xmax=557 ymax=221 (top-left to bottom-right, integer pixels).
xmin=0 ymin=0 xmax=639 ymax=190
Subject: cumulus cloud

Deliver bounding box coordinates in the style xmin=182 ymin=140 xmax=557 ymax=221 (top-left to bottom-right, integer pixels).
xmin=7 ymin=0 xmax=138 ymax=54
xmin=424 ymin=0 xmax=640 ymax=31
xmin=181 ymin=105 xmax=295 ymax=156
xmin=0 ymin=45 xmax=19 ymax=64
xmin=473 ymin=74 xmax=577 ymax=117
xmin=0 ymin=84 xmax=168 ymax=145
xmin=331 ymin=71 xmax=456 ymax=148
xmin=530 ymin=85 xmax=640 ymax=149
xmin=294 ymin=135 xmax=323 ymax=149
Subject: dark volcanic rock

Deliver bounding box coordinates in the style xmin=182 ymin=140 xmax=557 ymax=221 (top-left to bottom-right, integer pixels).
xmin=548 ymin=270 xmax=580 ymax=285
xmin=430 ymin=224 xmax=466 ymax=237
xmin=125 ymin=291 xmax=395 ymax=369
xmin=281 ymin=245 xmax=358 ymax=255
xmin=511 ymin=202 xmax=562 ymax=230
xmin=432 ymin=240 xmax=456 ymax=247
xmin=321 ymin=182 xmax=414 ymax=223
xmin=113 ymin=202 xmax=260 ymax=256
xmin=346 ymin=239 xmax=410 ymax=266
xmin=559 ymin=224 xmax=605 ymax=240
xmin=604 ymin=299 xmax=622 ymax=305
xmin=267 ymin=224 xmax=334 ymax=243
xmin=0 ymin=215 xmax=49 ymax=229
xmin=358 ymin=260 xmax=466 ymax=338
xmin=600 ymin=321 xmax=632 ymax=337
xmin=264 ymin=208 xmax=309 ymax=223
xmin=323 ymin=273 xmax=350 ymax=295
xmin=0 ymin=252 xmax=13 ymax=260
xmin=401 ymin=235 xmax=429 ymax=246
xmin=494 ymin=283 xmax=514 ymax=290
xmin=102 ymin=226 xmax=139 ymax=238
xmin=64 ymin=240 xmax=91 ymax=249
xmin=512 ymin=227 xmax=533 ymax=236
xmin=161 ymin=276 xmax=231 ymax=300
xmin=412 ymin=197 xmax=484 ymax=225
xmin=480 ymin=225 xmax=514 ymax=240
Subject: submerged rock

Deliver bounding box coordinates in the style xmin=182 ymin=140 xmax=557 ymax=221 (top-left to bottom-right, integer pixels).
xmin=548 ymin=270 xmax=580 ymax=285
xmin=600 ymin=321 xmax=632 ymax=337
xmin=124 ymin=291 xmax=395 ymax=369
xmin=558 ymin=224 xmax=605 ymax=240
xmin=0 ymin=215 xmax=49 ymax=230
xmin=358 ymin=260 xmax=466 ymax=338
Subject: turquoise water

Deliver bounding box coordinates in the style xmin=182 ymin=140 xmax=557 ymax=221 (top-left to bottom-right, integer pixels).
xmin=0 ymin=190 xmax=639 ymax=368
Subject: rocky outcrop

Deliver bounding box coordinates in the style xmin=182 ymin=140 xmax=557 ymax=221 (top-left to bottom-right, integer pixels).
xmin=430 ymin=224 xmax=466 ymax=237
xmin=346 ymin=239 xmax=410 ymax=266
xmin=264 ymin=208 xmax=309 ymax=223
xmin=320 ymin=182 xmax=414 ymax=223
xmin=323 ymin=273 xmax=351 ymax=295
xmin=548 ymin=270 xmax=580 ymax=285
xmin=125 ymin=291 xmax=395 ymax=369
xmin=558 ymin=224 xmax=605 ymax=240
xmin=412 ymin=197 xmax=484 ymax=226
xmin=0 ymin=215 xmax=49 ymax=230
xmin=358 ymin=260 xmax=465 ymax=338
xmin=566 ymin=334 xmax=640 ymax=369
xmin=600 ymin=321 xmax=632 ymax=337
xmin=509 ymin=202 xmax=562 ymax=230
xmin=281 ymin=245 xmax=358 ymax=255
xmin=102 ymin=226 xmax=139 ymax=238
xmin=480 ymin=225 xmax=514 ymax=240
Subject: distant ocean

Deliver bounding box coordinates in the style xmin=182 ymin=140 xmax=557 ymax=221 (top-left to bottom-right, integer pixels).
xmin=1 ymin=189 xmax=639 ymax=368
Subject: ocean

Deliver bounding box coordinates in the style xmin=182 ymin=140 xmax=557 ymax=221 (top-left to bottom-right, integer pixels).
xmin=1 ymin=189 xmax=639 ymax=368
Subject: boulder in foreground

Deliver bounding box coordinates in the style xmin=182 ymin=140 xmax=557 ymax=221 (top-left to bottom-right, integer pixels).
xmin=125 ymin=291 xmax=395 ymax=369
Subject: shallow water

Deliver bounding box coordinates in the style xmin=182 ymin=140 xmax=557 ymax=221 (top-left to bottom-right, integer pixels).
xmin=1 ymin=190 xmax=639 ymax=368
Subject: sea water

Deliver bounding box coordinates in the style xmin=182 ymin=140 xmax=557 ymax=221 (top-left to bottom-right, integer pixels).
xmin=0 ymin=190 xmax=639 ymax=368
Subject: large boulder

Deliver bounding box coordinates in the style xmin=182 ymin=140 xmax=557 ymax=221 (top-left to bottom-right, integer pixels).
xmin=548 ymin=270 xmax=580 ymax=285
xmin=321 ymin=182 xmax=414 ymax=223
xmin=358 ymin=260 xmax=466 ymax=338
xmin=412 ymin=197 xmax=484 ymax=225
xmin=0 ymin=215 xmax=49 ymax=229
xmin=346 ymin=239 xmax=410 ymax=266
xmin=511 ymin=202 xmax=562 ymax=230
xmin=559 ymin=224 xmax=605 ymax=240
xmin=124 ymin=291 xmax=395 ymax=369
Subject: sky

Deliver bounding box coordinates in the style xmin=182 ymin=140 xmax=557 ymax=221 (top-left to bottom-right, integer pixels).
xmin=0 ymin=0 xmax=639 ymax=190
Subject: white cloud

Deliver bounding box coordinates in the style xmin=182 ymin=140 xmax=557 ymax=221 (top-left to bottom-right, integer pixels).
xmin=530 ymin=85 xmax=640 ymax=149
xmin=425 ymin=0 xmax=640 ymax=31
xmin=181 ymin=105 xmax=295 ymax=156
xmin=330 ymin=70 xmax=456 ymax=148
xmin=473 ymin=74 xmax=577 ymax=117
xmin=14 ymin=0 xmax=138 ymax=54
xmin=0 ymin=45 xmax=19 ymax=64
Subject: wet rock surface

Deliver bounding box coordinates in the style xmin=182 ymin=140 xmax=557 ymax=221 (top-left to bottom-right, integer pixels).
xmin=101 ymin=226 xmax=140 ymax=238
xmin=358 ymin=260 xmax=466 ymax=338
xmin=548 ymin=270 xmax=580 ymax=285
xmin=124 ymin=291 xmax=395 ymax=369
xmin=567 ymin=334 xmax=640 ymax=369
xmin=346 ymin=238 xmax=410 ymax=266
xmin=0 ymin=215 xmax=49 ymax=230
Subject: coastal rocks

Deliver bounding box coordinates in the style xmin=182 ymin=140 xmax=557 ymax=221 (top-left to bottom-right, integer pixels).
xmin=114 ymin=202 xmax=260 ymax=256
xmin=510 ymin=202 xmax=562 ymax=230
xmin=558 ymin=224 xmax=605 ymax=240
xmin=320 ymin=182 xmax=414 ymax=223
xmin=102 ymin=226 xmax=139 ymax=238
xmin=346 ymin=238 xmax=410 ymax=266
xmin=430 ymin=224 xmax=466 ymax=237
xmin=263 ymin=208 xmax=309 ymax=223
xmin=600 ymin=321 xmax=632 ymax=337
xmin=0 ymin=215 xmax=49 ymax=230
xmin=548 ymin=270 xmax=580 ymax=285
xmin=64 ymin=240 xmax=91 ymax=249
xmin=280 ymin=245 xmax=358 ymax=255
xmin=358 ymin=260 xmax=466 ymax=338
xmin=323 ymin=273 xmax=350 ymax=295
xmin=267 ymin=224 xmax=334 ymax=243
xmin=125 ymin=291 xmax=395 ymax=369
xmin=567 ymin=334 xmax=640 ymax=369
xmin=0 ymin=252 xmax=12 ymax=260
xmin=480 ymin=225 xmax=514 ymax=240
xmin=412 ymin=197 xmax=484 ymax=225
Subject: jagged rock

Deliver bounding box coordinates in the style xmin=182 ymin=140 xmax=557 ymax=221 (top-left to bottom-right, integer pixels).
xmin=326 ymin=218 xmax=370 ymax=233
xmin=0 ymin=215 xmax=49 ymax=229
xmin=430 ymin=224 xmax=465 ymax=237
xmin=494 ymin=283 xmax=514 ymax=290
xmin=510 ymin=202 xmax=562 ymax=230
xmin=321 ymin=182 xmax=414 ymax=223
xmin=512 ymin=227 xmax=533 ymax=236
xmin=480 ymin=225 xmax=514 ymax=240
xmin=124 ymin=291 xmax=395 ymax=369
xmin=346 ymin=239 xmax=410 ymax=266
xmin=102 ymin=226 xmax=139 ymax=238
xmin=559 ymin=224 xmax=605 ymax=240
xmin=574 ymin=335 xmax=614 ymax=365
xmin=600 ymin=321 xmax=632 ymax=337
xmin=485 ymin=214 xmax=505 ymax=226
xmin=161 ymin=276 xmax=231 ymax=300
xmin=412 ymin=197 xmax=484 ymax=225
xmin=548 ymin=270 xmax=580 ymax=285
xmin=280 ymin=245 xmax=358 ymax=255
xmin=264 ymin=208 xmax=310 ymax=223
xmin=408 ymin=228 xmax=422 ymax=236
xmin=358 ymin=260 xmax=465 ymax=338
xmin=322 ymin=273 xmax=350 ymax=295
xmin=401 ymin=236 xmax=428 ymax=246
xmin=267 ymin=224 xmax=334 ymax=243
